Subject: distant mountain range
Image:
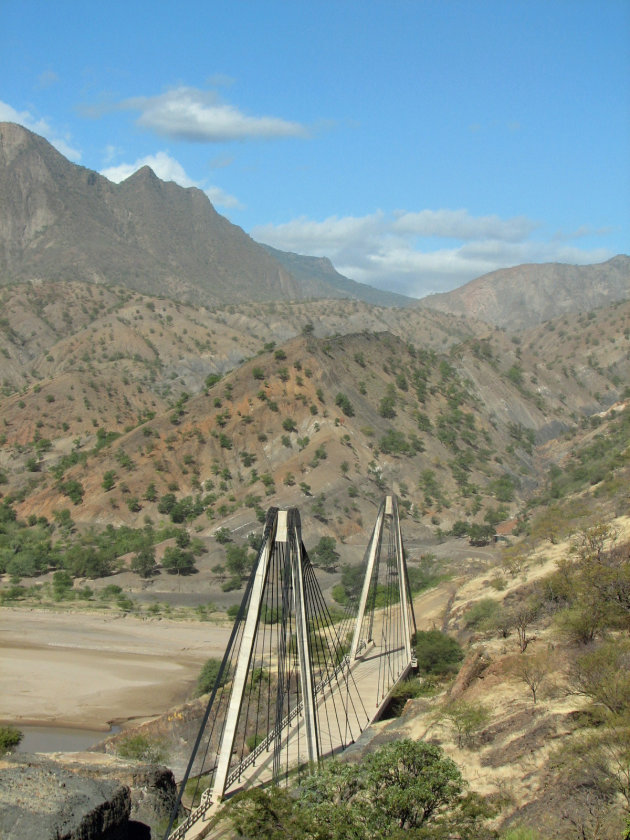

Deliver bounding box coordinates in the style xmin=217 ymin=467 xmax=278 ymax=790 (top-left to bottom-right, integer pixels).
xmin=0 ymin=121 xmax=628 ymax=321
xmin=0 ymin=122 xmax=411 ymax=307
xmin=417 ymin=255 xmax=630 ymax=329
xmin=259 ymin=244 xmax=413 ymax=307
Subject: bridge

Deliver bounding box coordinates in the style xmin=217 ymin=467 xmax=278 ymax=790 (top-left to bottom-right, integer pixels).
xmin=165 ymin=494 xmax=417 ymax=840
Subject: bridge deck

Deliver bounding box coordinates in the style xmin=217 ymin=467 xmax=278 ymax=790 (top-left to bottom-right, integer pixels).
xmin=175 ymin=641 xmax=411 ymax=840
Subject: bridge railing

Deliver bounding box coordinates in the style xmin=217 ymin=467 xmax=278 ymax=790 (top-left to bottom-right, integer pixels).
xmin=225 ymin=654 xmax=352 ymax=787
xmin=167 ymin=789 xmax=214 ymax=840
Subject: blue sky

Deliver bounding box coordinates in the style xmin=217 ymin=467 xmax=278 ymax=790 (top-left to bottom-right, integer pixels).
xmin=1 ymin=0 xmax=629 ymax=298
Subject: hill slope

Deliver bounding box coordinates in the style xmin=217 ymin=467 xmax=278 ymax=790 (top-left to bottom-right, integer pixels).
xmin=260 ymin=243 xmax=415 ymax=307
xmin=418 ymin=255 xmax=630 ymax=329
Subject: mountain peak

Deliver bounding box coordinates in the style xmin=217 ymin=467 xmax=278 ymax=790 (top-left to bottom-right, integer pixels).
xmin=122 ymin=165 xmax=160 ymax=184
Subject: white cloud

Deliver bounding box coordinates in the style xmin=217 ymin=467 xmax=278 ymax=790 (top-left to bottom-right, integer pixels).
xmin=100 ymin=150 xmax=242 ymax=209
xmin=392 ymin=209 xmax=538 ymax=241
xmin=122 ymin=87 xmax=307 ymax=142
xmin=0 ymin=100 xmax=81 ymax=161
xmin=254 ymin=212 xmax=385 ymax=253
xmin=205 ymin=185 xmax=242 ymax=209
xmin=252 ymin=209 xmax=614 ymax=298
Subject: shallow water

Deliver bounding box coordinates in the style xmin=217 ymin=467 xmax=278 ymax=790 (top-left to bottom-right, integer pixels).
xmin=15 ymin=724 xmax=118 ymax=753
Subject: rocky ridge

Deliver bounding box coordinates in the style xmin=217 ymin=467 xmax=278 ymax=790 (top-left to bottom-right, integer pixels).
xmin=0 ymin=752 xmax=176 ymax=840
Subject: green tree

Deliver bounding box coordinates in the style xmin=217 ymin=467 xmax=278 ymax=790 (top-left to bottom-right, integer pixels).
xmin=311 ymin=536 xmax=340 ymax=572
xmin=225 ymin=543 xmax=253 ymax=578
xmin=441 ymin=700 xmax=490 ymax=748
xmin=568 ymin=639 xmax=630 ymax=715
xmin=0 ymin=726 xmax=23 ymax=755
xmin=225 ymin=739 xmax=492 ymax=839
xmin=175 ymin=529 xmax=191 ymax=548
xmin=468 ymin=523 xmax=495 ymax=546
xmin=157 ymin=493 xmax=176 ymax=514
xmin=162 ymin=546 xmax=196 ymax=575
xmin=335 ymin=393 xmax=355 ymax=417
xmin=196 ymin=657 xmax=232 ymax=696
xmin=131 ymin=545 xmax=156 ymax=578
xmin=52 ymin=569 xmax=73 ymax=599
xmin=414 ymin=630 xmax=464 ymax=676
xmin=214 ymin=526 xmax=232 ymax=544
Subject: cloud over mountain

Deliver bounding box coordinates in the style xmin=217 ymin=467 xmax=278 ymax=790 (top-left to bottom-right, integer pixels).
xmin=122 ymin=87 xmax=307 ymax=142
xmin=101 ymin=150 xmax=242 ymax=209
xmin=253 ymin=209 xmax=614 ymax=297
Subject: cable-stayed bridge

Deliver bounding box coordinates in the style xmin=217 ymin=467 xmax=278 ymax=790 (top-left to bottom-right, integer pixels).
xmin=165 ymin=494 xmax=417 ymax=840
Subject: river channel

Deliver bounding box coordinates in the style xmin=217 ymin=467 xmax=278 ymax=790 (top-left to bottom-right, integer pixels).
xmin=14 ymin=724 xmax=119 ymax=754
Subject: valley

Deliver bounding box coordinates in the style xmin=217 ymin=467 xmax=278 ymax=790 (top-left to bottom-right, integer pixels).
xmin=1 ymin=122 xmax=630 ymax=838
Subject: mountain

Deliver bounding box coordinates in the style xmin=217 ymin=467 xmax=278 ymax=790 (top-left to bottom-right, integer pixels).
xmin=0 ymin=122 xmax=414 ymax=308
xmin=260 ymin=244 xmax=415 ymax=307
xmin=417 ymin=256 xmax=630 ymax=329
xmin=1 ymin=277 xmax=628 ymax=541
xmin=0 ymin=122 xmax=303 ymax=304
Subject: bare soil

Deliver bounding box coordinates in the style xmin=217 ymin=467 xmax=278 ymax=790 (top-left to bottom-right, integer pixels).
xmin=0 ymin=607 xmax=231 ymax=730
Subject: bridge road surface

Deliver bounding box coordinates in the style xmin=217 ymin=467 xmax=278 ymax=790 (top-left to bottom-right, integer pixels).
xmin=178 ymin=639 xmax=412 ymax=840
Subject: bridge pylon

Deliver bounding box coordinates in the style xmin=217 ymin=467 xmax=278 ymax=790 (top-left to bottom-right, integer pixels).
xmin=165 ymin=496 xmax=416 ymax=840
xmin=350 ymin=494 xmax=417 ymax=693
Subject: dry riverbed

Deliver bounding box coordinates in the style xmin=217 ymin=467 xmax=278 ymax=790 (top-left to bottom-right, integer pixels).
xmin=0 ymin=607 xmax=231 ymax=730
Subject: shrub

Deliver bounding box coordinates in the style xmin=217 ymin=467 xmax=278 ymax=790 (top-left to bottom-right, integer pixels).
xmin=205 ymin=373 xmax=222 ymax=389
xmin=441 ymin=699 xmax=490 ymax=747
xmin=59 ymin=479 xmax=84 ymax=505
xmin=335 ymin=393 xmax=355 ymax=417
xmin=102 ymin=470 xmax=116 ymax=491
xmin=378 ymin=394 xmax=396 ymax=418
xmin=414 ymin=630 xmax=464 ymax=676
xmin=463 ymin=598 xmax=501 ymax=631
xmin=0 ymin=725 xmax=23 ymax=755
xmin=246 ymin=733 xmax=265 ymax=752
xmin=196 ymin=657 xmax=232 ymax=696
xmin=382 ymin=677 xmax=425 ymax=718
xmin=116 ymin=734 xmax=167 ymax=763
xmin=214 ymin=526 xmax=232 ymax=543
xmin=379 ymin=429 xmax=409 ymax=455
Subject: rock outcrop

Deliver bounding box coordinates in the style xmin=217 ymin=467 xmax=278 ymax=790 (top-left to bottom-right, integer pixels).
xmin=0 ymin=752 xmax=176 ymax=840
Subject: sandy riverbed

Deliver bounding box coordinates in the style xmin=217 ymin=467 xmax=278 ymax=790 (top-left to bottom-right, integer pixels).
xmin=0 ymin=607 xmax=232 ymax=730
xmin=0 ymin=575 xmax=458 ymax=733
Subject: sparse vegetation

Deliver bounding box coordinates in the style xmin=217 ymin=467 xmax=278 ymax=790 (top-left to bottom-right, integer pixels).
xmin=0 ymin=725 xmax=23 ymax=755
xmin=196 ymin=658 xmax=232 ymax=696
xmin=115 ymin=733 xmax=168 ymax=763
